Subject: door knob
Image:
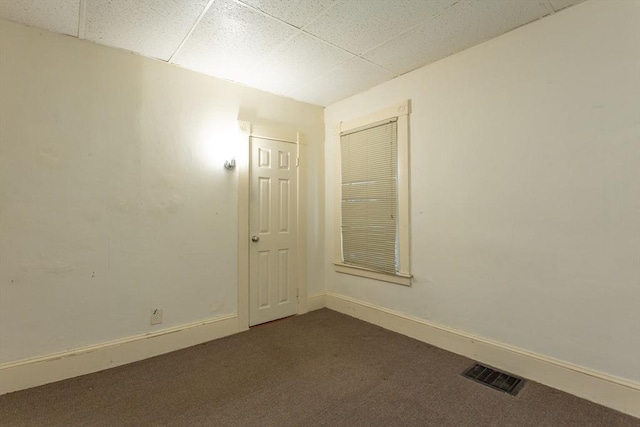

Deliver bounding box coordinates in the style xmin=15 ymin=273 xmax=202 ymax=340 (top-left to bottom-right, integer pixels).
xmin=251 ymin=235 xmax=260 ymax=242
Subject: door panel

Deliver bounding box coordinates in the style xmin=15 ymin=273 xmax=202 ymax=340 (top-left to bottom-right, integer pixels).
xmin=250 ymin=137 xmax=298 ymax=326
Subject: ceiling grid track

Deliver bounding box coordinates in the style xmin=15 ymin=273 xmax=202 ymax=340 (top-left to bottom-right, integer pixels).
xmin=0 ymin=0 xmax=588 ymax=106
xmin=77 ymin=0 xmax=87 ymax=39
xmin=353 ymin=0 xmax=463 ymax=65
xmin=218 ymin=0 xmax=362 ymax=92
xmin=297 ymin=0 xmax=340 ymax=31
xmin=232 ymin=0 xmax=304 ymax=31
xmin=543 ymin=0 xmax=558 ymax=13
xmin=292 ymin=0 xmax=469 ymax=84
xmin=227 ymin=0 xmax=338 ymax=72
xmin=168 ymin=0 xmax=217 ymax=63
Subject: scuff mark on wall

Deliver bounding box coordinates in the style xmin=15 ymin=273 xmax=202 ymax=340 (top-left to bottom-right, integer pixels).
xmin=210 ymin=301 xmax=224 ymax=313
xmin=42 ymin=261 xmax=74 ymax=274
xmin=146 ymin=194 xmax=185 ymax=216
xmin=111 ymin=197 xmax=135 ymax=214
xmin=37 ymin=145 xmax=64 ymax=168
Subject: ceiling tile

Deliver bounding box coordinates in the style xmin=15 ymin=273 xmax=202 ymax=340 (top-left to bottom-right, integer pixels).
xmin=172 ymin=0 xmax=297 ymax=84
xmin=83 ymin=0 xmax=208 ymax=61
xmin=1 ymin=0 xmax=590 ymax=109
xmin=295 ymin=58 xmax=395 ymax=106
xmin=241 ymin=32 xmax=355 ymax=97
xmin=549 ymin=0 xmax=586 ymax=12
xmin=363 ymin=0 xmax=551 ymax=76
xmin=0 ymin=0 xmax=79 ymax=36
xmin=303 ymin=0 xmax=457 ymax=55
xmin=238 ymin=0 xmax=334 ymax=29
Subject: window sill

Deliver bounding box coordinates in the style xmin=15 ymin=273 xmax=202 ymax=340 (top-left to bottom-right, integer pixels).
xmin=333 ymin=263 xmax=412 ymax=287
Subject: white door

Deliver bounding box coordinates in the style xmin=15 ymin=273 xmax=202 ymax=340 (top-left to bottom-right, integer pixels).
xmin=249 ymin=137 xmax=298 ymax=326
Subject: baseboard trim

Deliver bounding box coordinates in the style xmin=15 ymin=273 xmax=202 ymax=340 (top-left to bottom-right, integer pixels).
xmin=307 ymin=293 xmax=326 ymax=312
xmin=325 ymin=292 xmax=640 ymax=418
xmin=0 ymin=314 xmax=238 ymax=395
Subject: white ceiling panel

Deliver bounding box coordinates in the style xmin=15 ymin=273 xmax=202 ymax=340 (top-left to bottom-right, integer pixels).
xmin=549 ymin=0 xmax=586 ymax=12
xmin=238 ymin=0 xmax=335 ymax=29
xmin=295 ymin=58 xmax=395 ymax=106
xmin=83 ymin=0 xmax=208 ymax=61
xmin=363 ymin=0 xmax=551 ymax=76
xmin=303 ymin=0 xmax=457 ymax=55
xmin=0 ymin=0 xmax=79 ymax=36
xmin=172 ymin=0 xmax=297 ymax=84
xmin=1 ymin=0 xmax=589 ymax=106
xmin=241 ymin=32 xmax=355 ymax=97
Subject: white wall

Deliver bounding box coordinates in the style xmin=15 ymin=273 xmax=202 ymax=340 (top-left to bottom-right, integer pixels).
xmin=324 ymin=0 xmax=640 ymax=384
xmin=0 ymin=20 xmax=324 ymax=364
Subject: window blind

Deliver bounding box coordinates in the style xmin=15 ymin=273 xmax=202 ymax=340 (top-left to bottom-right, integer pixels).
xmin=340 ymin=120 xmax=398 ymax=273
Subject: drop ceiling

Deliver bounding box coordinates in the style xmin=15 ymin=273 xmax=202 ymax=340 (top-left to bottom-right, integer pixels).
xmin=0 ymin=0 xmax=585 ymax=106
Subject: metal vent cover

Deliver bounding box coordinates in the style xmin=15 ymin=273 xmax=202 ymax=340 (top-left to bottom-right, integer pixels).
xmin=462 ymin=363 xmax=525 ymax=396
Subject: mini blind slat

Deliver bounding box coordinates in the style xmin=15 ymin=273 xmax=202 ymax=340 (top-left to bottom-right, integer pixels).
xmin=340 ymin=121 xmax=397 ymax=273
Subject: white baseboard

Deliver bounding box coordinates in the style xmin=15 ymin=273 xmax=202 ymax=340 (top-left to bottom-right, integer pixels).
xmin=0 ymin=314 xmax=238 ymax=395
xmin=307 ymin=293 xmax=326 ymax=312
xmin=325 ymin=292 xmax=640 ymax=418
xmin=3 ymin=294 xmax=638 ymax=418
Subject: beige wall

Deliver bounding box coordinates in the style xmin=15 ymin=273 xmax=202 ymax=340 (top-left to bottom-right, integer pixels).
xmin=324 ymin=0 xmax=640 ymax=383
xmin=0 ymin=20 xmax=324 ymax=364
xmin=2 ymin=0 xmax=638 ymax=392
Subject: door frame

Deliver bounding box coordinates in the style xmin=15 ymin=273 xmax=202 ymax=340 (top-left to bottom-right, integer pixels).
xmin=237 ymin=121 xmax=308 ymax=331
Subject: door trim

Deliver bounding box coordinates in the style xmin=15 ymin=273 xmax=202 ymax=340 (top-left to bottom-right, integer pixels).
xmin=237 ymin=121 xmax=308 ymax=331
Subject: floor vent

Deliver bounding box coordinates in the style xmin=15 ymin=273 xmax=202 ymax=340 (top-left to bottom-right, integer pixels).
xmin=462 ymin=363 xmax=524 ymax=396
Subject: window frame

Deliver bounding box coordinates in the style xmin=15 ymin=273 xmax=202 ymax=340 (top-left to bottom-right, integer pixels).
xmin=333 ymin=101 xmax=411 ymax=286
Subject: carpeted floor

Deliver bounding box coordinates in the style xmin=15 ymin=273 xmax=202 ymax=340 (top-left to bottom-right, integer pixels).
xmin=0 ymin=308 xmax=637 ymax=426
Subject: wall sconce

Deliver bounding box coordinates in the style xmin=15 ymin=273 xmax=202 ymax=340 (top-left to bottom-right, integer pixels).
xmin=224 ymin=159 xmax=236 ymax=170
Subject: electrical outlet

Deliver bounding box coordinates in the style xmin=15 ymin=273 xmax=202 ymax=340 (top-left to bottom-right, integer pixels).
xmin=151 ymin=308 xmax=163 ymax=325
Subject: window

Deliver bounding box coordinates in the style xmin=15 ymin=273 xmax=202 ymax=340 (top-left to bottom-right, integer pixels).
xmin=333 ymin=101 xmax=411 ymax=286
xmin=341 ymin=120 xmax=398 ymax=273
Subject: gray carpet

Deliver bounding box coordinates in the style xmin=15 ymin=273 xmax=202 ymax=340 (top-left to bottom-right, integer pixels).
xmin=0 ymin=309 xmax=637 ymax=426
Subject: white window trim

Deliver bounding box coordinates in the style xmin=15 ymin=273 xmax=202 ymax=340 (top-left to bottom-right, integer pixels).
xmin=333 ymin=100 xmax=411 ymax=287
